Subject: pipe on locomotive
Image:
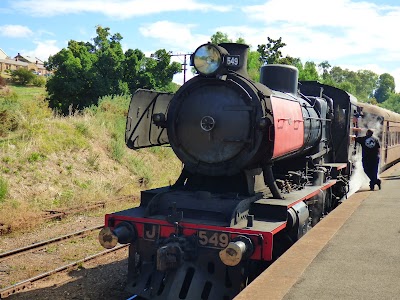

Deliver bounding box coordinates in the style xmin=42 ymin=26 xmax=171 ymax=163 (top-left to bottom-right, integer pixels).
xmin=98 ymin=222 xmax=137 ymax=249
xmin=263 ymin=164 xmax=282 ymax=199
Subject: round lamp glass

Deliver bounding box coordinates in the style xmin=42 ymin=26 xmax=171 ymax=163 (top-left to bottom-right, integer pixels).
xmin=193 ymin=45 xmax=222 ymax=75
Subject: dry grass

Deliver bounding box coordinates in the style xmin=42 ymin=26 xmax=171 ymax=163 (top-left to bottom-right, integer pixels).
xmin=0 ymin=87 xmax=182 ymax=232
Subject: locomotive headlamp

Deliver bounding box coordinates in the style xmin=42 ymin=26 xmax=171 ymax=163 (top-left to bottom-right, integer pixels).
xmin=219 ymin=235 xmax=254 ymax=266
xmin=193 ymin=44 xmax=223 ymax=75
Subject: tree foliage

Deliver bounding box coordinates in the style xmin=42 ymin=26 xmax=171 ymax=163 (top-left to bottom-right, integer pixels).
xmin=11 ymin=68 xmax=35 ymax=85
xmin=247 ymin=51 xmax=262 ymax=82
xmin=374 ymin=73 xmax=395 ymax=103
xmin=380 ymin=93 xmax=400 ymax=113
xmin=46 ymin=26 xmax=181 ymax=114
xmin=211 ymin=31 xmax=232 ymax=44
xmin=299 ymin=61 xmax=319 ymax=81
xmin=257 ymin=37 xmax=286 ymax=65
xmin=210 ymin=31 xmax=247 ymax=45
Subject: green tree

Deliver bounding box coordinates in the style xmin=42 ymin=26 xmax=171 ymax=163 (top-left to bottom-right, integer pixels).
xmin=299 ymin=61 xmax=319 ymax=81
xmin=92 ymin=27 xmax=128 ymax=96
xmin=329 ymin=66 xmax=346 ymax=83
xmin=210 ymin=32 xmax=246 ymax=45
xmin=374 ymin=73 xmax=395 ymax=103
xmin=10 ymin=68 xmax=35 ymax=85
xmin=46 ymin=26 xmax=180 ymax=114
xmin=318 ymin=61 xmax=331 ymax=82
xmin=380 ymin=93 xmax=400 ymax=113
xmin=337 ymin=81 xmax=356 ymax=96
xmin=145 ymin=49 xmax=181 ymax=90
xmin=46 ymin=45 xmax=96 ymax=113
xmin=326 ymin=67 xmax=378 ymax=101
xmin=247 ymin=50 xmax=262 ymax=81
xmin=257 ymin=37 xmax=286 ymax=64
xmin=211 ymin=31 xmax=232 ymax=44
xmin=355 ymin=70 xmax=378 ymax=100
xmin=236 ymin=37 xmax=246 ymax=44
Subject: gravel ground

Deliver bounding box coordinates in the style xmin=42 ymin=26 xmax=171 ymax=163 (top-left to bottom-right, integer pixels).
xmin=0 ymin=213 xmax=135 ymax=300
xmin=8 ymin=248 xmax=132 ymax=300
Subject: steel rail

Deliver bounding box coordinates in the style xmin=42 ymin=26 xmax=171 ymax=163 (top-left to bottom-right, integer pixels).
xmin=0 ymin=244 xmax=128 ymax=299
xmin=0 ymin=225 xmax=103 ymax=262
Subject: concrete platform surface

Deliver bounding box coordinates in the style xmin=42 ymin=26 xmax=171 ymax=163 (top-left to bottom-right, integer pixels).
xmin=235 ymin=163 xmax=400 ymax=300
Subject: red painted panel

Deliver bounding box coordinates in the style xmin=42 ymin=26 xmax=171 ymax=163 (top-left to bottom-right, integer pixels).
xmin=271 ymin=96 xmax=304 ymax=158
xmin=105 ymin=214 xmax=275 ymax=261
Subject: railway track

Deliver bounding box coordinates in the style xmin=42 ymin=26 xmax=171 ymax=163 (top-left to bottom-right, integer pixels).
xmin=0 ymin=195 xmax=138 ymax=236
xmin=0 ymin=225 xmax=103 ymax=262
xmin=0 ymin=244 xmax=128 ymax=299
xmin=0 ymin=224 xmax=132 ymax=299
xmin=0 ymin=195 xmax=140 ymax=298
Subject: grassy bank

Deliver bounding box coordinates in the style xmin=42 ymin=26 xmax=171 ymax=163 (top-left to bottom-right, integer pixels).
xmin=0 ymin=85 xmax=182 ymax=231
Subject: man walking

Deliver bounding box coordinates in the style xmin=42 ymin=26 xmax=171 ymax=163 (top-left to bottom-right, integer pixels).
xmin=355 ymin=129 xmax=381 ymax=190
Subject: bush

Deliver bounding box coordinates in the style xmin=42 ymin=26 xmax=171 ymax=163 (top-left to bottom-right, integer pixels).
xmin=32 ymin=75 xmax=46 ymax=87
xmin=11 ymin=68 xmax=35 ymax=85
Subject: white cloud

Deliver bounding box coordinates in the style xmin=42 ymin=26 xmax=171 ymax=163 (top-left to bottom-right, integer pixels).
xmin=241 ymin=0 xmax=400 ymax=62
xmin=224 ymin=1 xmax=400 ymax=92
xmin=0 ymin=25 xmax=33 ymax=38
xmin=243 ymin=0 xmax=398 ymax=28
xmin=24 ymin=40 xmax=60 ymax=61
xmin=139 ymin=21 xmax=210 ymax=52
xmin=12 ymin=0 xmax=231 ymax=19
xmin=391 ymin=68 xmax=400 ymax=93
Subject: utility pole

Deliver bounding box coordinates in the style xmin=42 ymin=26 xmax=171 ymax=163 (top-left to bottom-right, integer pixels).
xmin=170 ymin=53 xmax=191 ymax=84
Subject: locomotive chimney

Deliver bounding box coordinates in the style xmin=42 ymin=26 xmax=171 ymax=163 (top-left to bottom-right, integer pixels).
xmin=219 ymin=43 xmax=249 ymax=77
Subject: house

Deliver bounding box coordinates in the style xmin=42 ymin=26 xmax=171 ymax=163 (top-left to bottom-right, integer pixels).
xmin=14 ymin=53 xmax=44 ymax=66
xmin=0 ymin=48 xmax=8 ymax=60
xmin=0 ymin=49 xmax=51 ymax=76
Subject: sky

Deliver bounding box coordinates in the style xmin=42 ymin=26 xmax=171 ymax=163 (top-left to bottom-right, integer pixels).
xmin=1 ymin=0 xmax=400 ymax=92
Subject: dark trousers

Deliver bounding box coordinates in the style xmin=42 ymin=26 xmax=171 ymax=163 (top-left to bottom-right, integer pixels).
xmin=362 ymin=158 xmax=379 ymax=189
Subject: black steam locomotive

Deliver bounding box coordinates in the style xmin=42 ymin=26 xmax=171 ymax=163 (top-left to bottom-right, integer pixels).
xmin=99 ymin=43 xmax=400 ymax=299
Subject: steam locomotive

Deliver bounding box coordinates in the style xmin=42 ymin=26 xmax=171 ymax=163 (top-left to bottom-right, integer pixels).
xmin=99 ymin=43 xmax=400 ymax=299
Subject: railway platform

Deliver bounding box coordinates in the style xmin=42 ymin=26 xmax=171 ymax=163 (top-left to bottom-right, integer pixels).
xmin=235 ymin=162 xmax=400 ymax=300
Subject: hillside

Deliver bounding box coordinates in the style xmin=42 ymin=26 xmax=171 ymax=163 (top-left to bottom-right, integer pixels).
xmin=0 ymin=85 xmax=182 ymax=232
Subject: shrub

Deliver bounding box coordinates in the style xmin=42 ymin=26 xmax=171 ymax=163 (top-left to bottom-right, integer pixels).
xmin=11 ymin=68 xmax=35 ymax=85
xmin=32 ymin=75 xmax=46 ymax=87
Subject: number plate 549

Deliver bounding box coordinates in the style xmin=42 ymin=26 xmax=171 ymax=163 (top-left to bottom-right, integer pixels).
xmin=198 ymin=230 xmax=230 ymax=249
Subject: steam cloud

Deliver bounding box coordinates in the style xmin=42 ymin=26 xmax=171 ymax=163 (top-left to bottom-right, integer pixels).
xmin=347 ymin=111 xmax=383 ymax=197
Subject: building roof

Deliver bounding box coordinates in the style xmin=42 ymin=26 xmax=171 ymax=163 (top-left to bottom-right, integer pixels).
xmin=15 ymin=53 xmax=44 ymax=65
xmin=0 ymin=58 xmax=28 ymax=66
xmin=0 ymin=48 xmax=8 ymax=59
